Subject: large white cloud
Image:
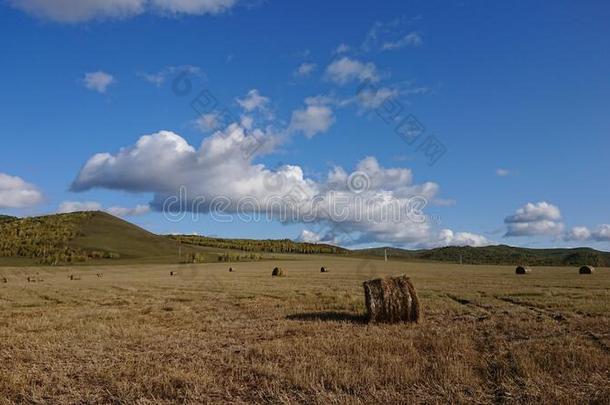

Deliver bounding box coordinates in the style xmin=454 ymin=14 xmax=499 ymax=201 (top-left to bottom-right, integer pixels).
xmin=70 ymin=124 xmax=451 ymax=246
xmin=9 ymin=0 xmax=237 ymax=23
xmin=0 ymin=173 xmax=43 ymax=209
xmin=504 ymin=201 xmax=564 ymax=237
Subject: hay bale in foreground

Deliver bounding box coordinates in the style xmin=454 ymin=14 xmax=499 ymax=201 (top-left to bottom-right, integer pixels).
xmin=515 ymin=266 xmax=531 ymax=275
xmin=579 ymin=265 xmax=595 ymax=274
xmin=272 ymin=267 xmax=285 ymax=277
xmin=320 ymin=267 xmax=329 ymax=273
xmin=363 ymin=275 xmax=420 ymax=323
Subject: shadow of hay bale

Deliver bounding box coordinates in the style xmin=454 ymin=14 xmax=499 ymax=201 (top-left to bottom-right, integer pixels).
xmin=286 ymin=311 xmax=367 ymax=324
xmin=363 ymin=274 xmax=420 ymax=323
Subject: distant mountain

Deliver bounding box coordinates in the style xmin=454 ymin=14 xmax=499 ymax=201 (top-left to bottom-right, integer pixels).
xmin=356 ymin=245 xmax=610 ymax=267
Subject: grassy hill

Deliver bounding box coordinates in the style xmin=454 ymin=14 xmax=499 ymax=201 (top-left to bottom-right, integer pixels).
xmin=171 ymin=234 xmax=349 ymax=255
xmin=357 ymin=245 xmax=610 ymax=267
xmin=0 ymin=211 xmax=217 ymax=265
xmin=0 ymin=215 xmax=17 ymax=223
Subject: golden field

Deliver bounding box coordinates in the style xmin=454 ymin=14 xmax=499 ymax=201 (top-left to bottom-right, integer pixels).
xmin=0 ymin=257 xmax=609 ymax=404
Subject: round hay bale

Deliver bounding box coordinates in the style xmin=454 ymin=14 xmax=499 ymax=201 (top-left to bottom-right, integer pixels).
xmin=320 ymin=267 xmax=329 ymax=273
xmin=2 ymin=277 xmax=7 ymax=283
xmin=272 ymin=267 xmax=285 ymax=277
xmin=363 ymin=275 xmax=420 ymax=323
xmin=229 ymin=267 xmax=233 ymax=272
xmin=579 ymin=265 xmax=595 ymax=274
xmin=515 ymin=266 xmax=531 ymax=275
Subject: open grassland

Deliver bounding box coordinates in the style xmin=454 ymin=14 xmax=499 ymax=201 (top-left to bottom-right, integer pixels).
xmin=0 ymin=257 xmax=609 ymax=404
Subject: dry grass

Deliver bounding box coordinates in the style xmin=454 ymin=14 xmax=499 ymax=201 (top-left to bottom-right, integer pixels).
xmin=0 ymin=257 xmax=609 ymax=404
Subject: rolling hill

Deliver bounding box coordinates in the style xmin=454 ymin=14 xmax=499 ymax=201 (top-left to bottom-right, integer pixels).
xmin=0 ymin=211 xmax=216 ymax=265
xmin=1 ymin=211 xmax=608 ymax=267
xmin=356 ymin=245 xmax=610 ymax=267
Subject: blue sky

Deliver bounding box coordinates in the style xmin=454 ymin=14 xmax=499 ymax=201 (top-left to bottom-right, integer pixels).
xmin=1 ymin=0 xmax=609 ymax=250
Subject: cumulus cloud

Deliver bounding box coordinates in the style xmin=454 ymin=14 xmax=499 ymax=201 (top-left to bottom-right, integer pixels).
xmin=9 ymin=0 xmax=237 ymax=23
xmin=236 ymin=89 xmax=270 ymax=112
xmin=294 ymin=62 xmax=317 ymax=77
xmin=58 ymin=201 xmax=150 ymax=217
xmin=564 ymin=225 xmax=610 ymax=242
xmin=0 ymin=173 xmax=43 ymax=209
xmin=420 ymin=229 xmax=492 ymax=248
xmin=195 ymin=112 xmax=221 ymax=132
xmin=70 ymin=124 xmax=448 ymax=246
xmin=504 ymin=202 xmax=564 ymax=237
xmin=83 ymin=71 xmax=115 ymax=93
xmin=289 ymin=97 xmax=335 ymax=138
xmin=334 ymin=43 xmax=350 ymax=54
xmin=325 ymin=57 xmax=379 ymax=85
xmin=298 ymin=229 xmax=322 ymax=243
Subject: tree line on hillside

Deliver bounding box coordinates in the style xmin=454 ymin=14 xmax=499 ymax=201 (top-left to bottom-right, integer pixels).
xmin=170 ymin=235 xmax=347 ymax=255
xmin=0 ymin=213 xmax=120 ymax=265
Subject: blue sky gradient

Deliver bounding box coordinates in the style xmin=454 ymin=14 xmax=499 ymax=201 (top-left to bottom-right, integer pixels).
xmin=1 ymin=0 xmax=609 ymax=249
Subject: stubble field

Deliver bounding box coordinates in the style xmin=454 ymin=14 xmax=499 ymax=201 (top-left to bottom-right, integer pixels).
xmin=1 ymin=257 xmax=609 ymax=404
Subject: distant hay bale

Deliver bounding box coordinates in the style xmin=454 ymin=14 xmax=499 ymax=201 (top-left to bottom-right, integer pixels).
xmin=320 ymin=267 xmax=329 ymax=273
xmin=363 ymin=275 xmax=420 ymax=323
xmin=1 ymin=277 xmax=6 ymax=283
xmin=515 ymin=266 xmax=531 ymax=275
xmin=170 ymin=271 xmax=176 ymax=276
xmin=229 ymin=267 xmax=233 ymax=272
xmin=272 ymin=267 xmax=285 ymax=277
xmin=579 ymin=265 xmax=595 ymax=274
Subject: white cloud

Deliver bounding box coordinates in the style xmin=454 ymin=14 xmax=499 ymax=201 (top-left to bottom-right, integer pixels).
xmin=382 ymin=32 xmax=423 ymax=50
xmin=58 ymin=201 xmax=150 ymax=217
xmin=139 ymin=65 xmax=203 ymax=87
xmin=70 ymin=125 xmax=446 ymax=246
xmin=504 ymin=202 xmax=564 ymax=237
xmin=9 ymin=0 xmax=237 ymax=23
xmin=363 ymin=17 xmax=422 ymax=52
xmin=355 ymin=86 xmax=399 ymax=110
xmin=325 ymin=57 xmax=379 ymax=85
xmin=150 ymin=0 xmax=236 ymax=15
xmin=236 ymin=89 xmax=270 ymax=112
xmin=563 ymin=226 xmax=592 ymax=241
xmin=564 ymin=225 xmax=610 ymax=242
xmin=195 ymin=112 xmax=221 ymax=132
xmin=83 ymin=71 xmax=115 ymax=93
xmin=106 ymin=204 xmax=151 ymax=217
xmin=294 ymin=62 xmax=317 ymax=77
xmin=289 ymin=98 xmax=335 ymax=138
xmin=421 ymin=229 xmax=492 ymax=248
xmin=298 ymin=229 xmax=322 ymax=243
xmin=496 ymin=168 xmax=511 ymax=177
xmin=0 ymin=173 xmax=43 ymax=209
